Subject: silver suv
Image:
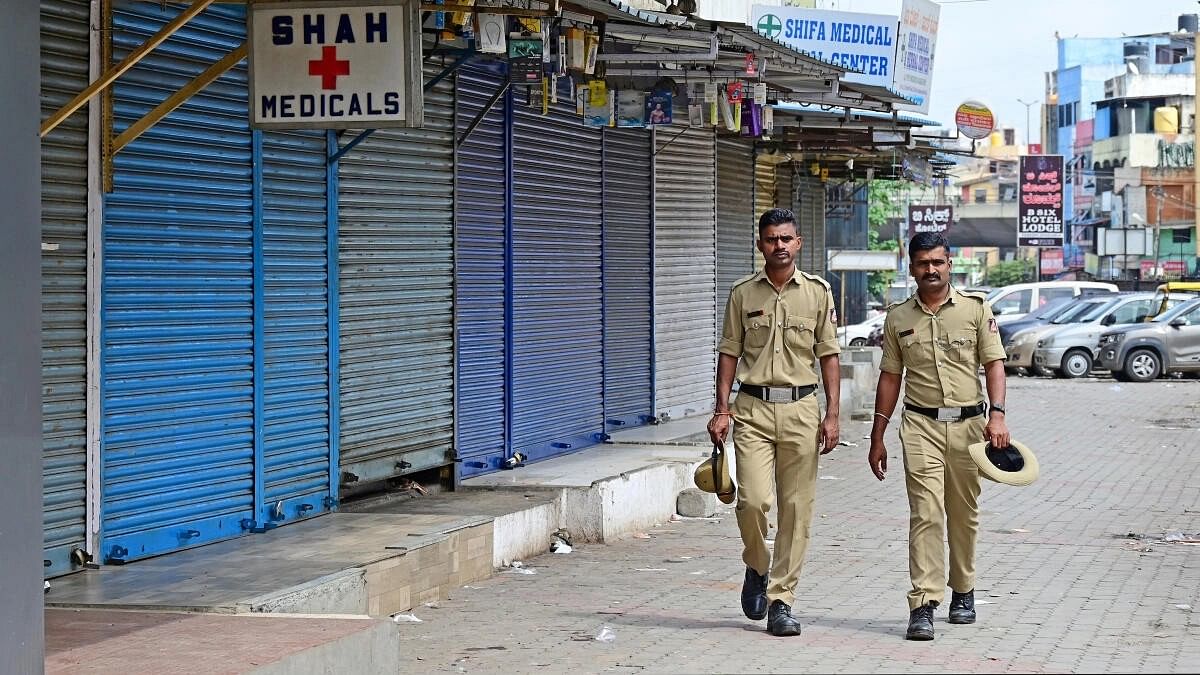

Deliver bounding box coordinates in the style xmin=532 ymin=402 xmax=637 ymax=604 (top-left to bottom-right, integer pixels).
xmin=1096 ymin=297 xmax=1200 ymax=382
xmin=1033 ymin=293 xmax=1193 ymax=378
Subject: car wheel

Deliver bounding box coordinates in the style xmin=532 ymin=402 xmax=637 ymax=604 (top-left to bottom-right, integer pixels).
xmin=1060 ymin=349 xmax=1093 ymax=379
xmin=1004 ymin=366 xmax=1021 ymax=377
xmin=1030 ymin=363 xmax=1051 ymax=377
xmin=1124 ymin=348 xmax=1162 ymax=383
xmin=850 ymin=338 xmax=866 ymax=347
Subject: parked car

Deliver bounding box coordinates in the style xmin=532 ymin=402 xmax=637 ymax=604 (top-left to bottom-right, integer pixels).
xmin=1097 ymin=297 xmax=1200 ymax=382
xmin=987 ymin=281 xmax=1119 ymax=323
xmin=1004 ymin=296 xmax=1115 ymax=375
xmin=837 ymin=313 xmax=887 ymax=347
xmin=998 ymin=295 xmax=1081 ymax=345
xmin=1032 ymin=293 xmax=1193 ymax=379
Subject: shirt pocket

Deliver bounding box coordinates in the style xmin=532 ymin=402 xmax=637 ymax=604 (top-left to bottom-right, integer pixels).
xmin=744 ymin=312 xmax=772 ymax=349
xmin=784 ymin=314 xmax=816 ymax=351
xmin=945 ymin=330 xmax=978 ymax=363
xmin=900 ymin=328 xmax=934 ymax=366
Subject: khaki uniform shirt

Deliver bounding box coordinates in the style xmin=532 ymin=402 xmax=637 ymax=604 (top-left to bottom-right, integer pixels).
xmin=880 ymin=287 xmax=1008 ymax=408
xmin=718 ymin=268 xmax=841 ymax=386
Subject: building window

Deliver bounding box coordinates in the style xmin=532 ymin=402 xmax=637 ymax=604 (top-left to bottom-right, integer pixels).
xmin=1000 ymin=184 xmax=1017 ymax=201
xmin=1174 ymin=228 xmax=1193 ymax=244
xmin=1004 ymin=129 xmax=1015 ymax=145
xmin=975 ymin=188 xmax=987 ymax=204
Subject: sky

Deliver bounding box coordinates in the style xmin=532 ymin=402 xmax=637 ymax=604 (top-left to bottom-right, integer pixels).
xmin=815 ymin=0 xmax=1196 ymax=143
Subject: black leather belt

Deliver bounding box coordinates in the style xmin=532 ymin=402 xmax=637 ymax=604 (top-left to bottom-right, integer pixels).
xmin=740 ymin=384 xmax=818 ymax=403
xmin=905 ymin=402 xmax=986 ymax=422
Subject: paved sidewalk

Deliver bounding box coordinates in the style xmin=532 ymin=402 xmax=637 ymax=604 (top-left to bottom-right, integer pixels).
xmin=396 ymin=378 xmax=1200 ymax=674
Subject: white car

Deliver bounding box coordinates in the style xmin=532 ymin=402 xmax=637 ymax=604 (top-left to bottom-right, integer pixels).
xmin=837 ymin=314 xmax=886 ymax=346
xmin=987 ymin=281 xmax=1119 ymax=324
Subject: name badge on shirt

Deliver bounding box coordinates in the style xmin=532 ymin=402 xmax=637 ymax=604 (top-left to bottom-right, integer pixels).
xmin=746 ymin=309 xmax=764 ymax=318
xmin=898 ymin=328 xmax=915 ymax=338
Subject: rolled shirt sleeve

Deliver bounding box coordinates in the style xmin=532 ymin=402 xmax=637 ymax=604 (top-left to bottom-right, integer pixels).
xmin=812 ymin=287 xmax=841 ymax=359
xmin=717 ymin=289 xmax=743 ymax=357
xmin=879 ymin=311 xmax=904 ymax=374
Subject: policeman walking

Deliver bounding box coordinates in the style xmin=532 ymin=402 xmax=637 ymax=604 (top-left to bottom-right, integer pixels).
xmin=867 ymin=232 xmax=1010 ymax=641
xmin=708 ymin=208 xmax=842 ymax=637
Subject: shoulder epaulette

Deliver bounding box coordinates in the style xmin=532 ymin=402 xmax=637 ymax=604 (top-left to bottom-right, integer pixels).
xmin=730 ymin=272 xmax=759 ymax=291
xmin=799 ymin=270 xmax=831 ymax=289
xmin=959 ymin=290 xmax=988 ymax=303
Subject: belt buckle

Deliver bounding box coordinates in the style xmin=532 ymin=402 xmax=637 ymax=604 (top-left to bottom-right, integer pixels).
xmin=766 ymin=387 xmax=792 ymax=404
xmin=935 ymin=407 xmax=959 ymax=422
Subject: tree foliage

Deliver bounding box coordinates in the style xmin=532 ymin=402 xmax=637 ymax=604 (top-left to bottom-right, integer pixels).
xmin=984 ymin=259 xmax=1034 ymax=287
xmin=867 ymin=180 xmax=905 ymax=300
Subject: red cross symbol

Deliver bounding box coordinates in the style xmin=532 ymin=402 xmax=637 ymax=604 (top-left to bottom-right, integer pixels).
xmin=308 ymin=46 xmax=349 ymax=90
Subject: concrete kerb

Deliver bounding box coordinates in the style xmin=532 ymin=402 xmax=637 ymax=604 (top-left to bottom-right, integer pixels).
xmin=238 ymin=568 xmax=369 ymax=615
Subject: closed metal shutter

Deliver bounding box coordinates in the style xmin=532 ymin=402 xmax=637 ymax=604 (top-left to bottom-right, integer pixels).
xmin=509 ymin=95 xmax=604 ymax=461
xmin=260 ymin=129 xmax=333 ymax=521
xmin=101 ymin=3 xmax=256 ymax=563
xmin=754 ymin=155 xmax=777 ymax=215
xmin=716 ymin=137 xmax=756 ymax=302
xmin=454 ymin=67 xmax=508 ymax=477
xmin=337 ymin=63 xmax=455 ymax=488
xmin=601 ymin=128 xmax=653 ymax=431
xmin=796 ymin=176 xmax=826 ymax=276
xmin=653 ymin=117 xmax=716 ymax=420
xmin=40 ymin=0 xmax=90 ymax=576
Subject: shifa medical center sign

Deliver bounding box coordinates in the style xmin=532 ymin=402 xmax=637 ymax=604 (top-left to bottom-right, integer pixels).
xmin=248 ymin=0 xmax=424 ymax=129
xmin=751 ymin=6 xmax=896 ymax=87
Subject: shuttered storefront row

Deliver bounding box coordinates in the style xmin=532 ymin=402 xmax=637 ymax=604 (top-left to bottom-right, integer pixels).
xmin=601 ymin=128 xmax=654 ymax=431
xmin=454 ymin=67 xmax=509 ymax=477
xmin=796 ymin=175 xmax=827 ymax=277
xmin=716 ymin=137 xmax=756 ymax=303
xmin=41 ymin=0 xmax=91 ymax=576
xmin=103 ymin=3 xmax=257 ymax=562
xmin=337 ymin=63 xmax=455 ymax=488
xmin=653 ymin=116 xmax=717 ymax=420
xmin=509 ymin=94 xmax=605 ymax=461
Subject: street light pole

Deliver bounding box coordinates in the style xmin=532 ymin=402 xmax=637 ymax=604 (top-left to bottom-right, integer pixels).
xmin=1017 ymin=98 xmax=1038 ymax=149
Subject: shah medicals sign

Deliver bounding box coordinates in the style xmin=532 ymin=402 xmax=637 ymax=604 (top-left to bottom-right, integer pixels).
xmin=1018 ymin=155 xmax=1065 ymax=248
xmin=248 ymin=0 xmax=423 ymax=129
xmin=751 ymin=5 xmax=897 ymax=89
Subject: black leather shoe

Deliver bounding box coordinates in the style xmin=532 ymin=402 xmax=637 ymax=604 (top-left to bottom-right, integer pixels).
xmin=948 ymin=589 xmax=976 ymax=624
xmin=767 ymin=600 xmax=802 ymax=636
xmin=906 ymin=603 xmax=935 ymax=641
xmin=741 ymin=567 xmax=768 ymax=620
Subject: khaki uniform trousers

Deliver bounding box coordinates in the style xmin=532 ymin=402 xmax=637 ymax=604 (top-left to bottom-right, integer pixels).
xmin=731 ymin=392 xmax=821 ymax=605
xmin=900 ymin=410 xmax=985 ymax=611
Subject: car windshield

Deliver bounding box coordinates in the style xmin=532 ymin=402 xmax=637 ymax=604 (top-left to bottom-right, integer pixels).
xmin=1078 ymin=298 xmax=1123 ymax=322
xmin=985 ymin=287 xmax=1006 ymax=302
xmin=1051 ymin=300 xmax=1106 ymax=324
xmin=1151 ymin=298 xmax=1200 ymax=322
xmin=1033 ymin=298 xmax=1078 ymax=320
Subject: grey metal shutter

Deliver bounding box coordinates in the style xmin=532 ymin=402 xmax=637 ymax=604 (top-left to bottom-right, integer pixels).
xmin=101 ymin=3 xmax=256 ymax=563
xmin=510 ymin=93 xmax=604 ymax=461
xmin=754 ymin=155 xmax=777 ymax=215
xmin=797 ymin=176 xmax=827 ymax=276
xmin=40 ymin=0 xmax=90 ymax=576
xmin=601 ymin=128 xmax=653 ymax=431
xmin=454 ymin=66 xmax=508 ymax=477
xmin=716 ymin=137 xmax=756 ymax=302
xmin=260 ymin=129 xmax=333 ymax=521
xmin=337 ymin=63 xmax=455 ymax=488
xmin=653 ymin=116 xmax=716 ymax=420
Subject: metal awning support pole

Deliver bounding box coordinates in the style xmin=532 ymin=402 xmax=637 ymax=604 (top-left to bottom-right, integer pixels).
xmin=111 ymin=42 xmax=248 ymax=155
xmin=41 ymin=0 xmax=217 ymax=137
xmin=329 ymin=50 xmax=474 ymax=164
xmin=456 ymin=78 xmax=510 ymax=149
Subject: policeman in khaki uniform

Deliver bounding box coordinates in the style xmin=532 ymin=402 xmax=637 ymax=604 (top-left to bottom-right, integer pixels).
xmin=868 ymin=232 xmax=1010 ymax=641
xmin=708 ymin=208 xmax=842 ymax=637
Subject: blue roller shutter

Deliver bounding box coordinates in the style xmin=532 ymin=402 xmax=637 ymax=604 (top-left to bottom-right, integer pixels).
xmin=101 ymin=3 xmax=255 ymax=563
xmin=509 ymin=92 xmax=605 ymax=462
xmin=259 ymin=129 xmax=333 ymax=524
xmin=601 ymin=128 xmax=654 ymax=431
xmin=716 ymin=137 xmax=756 ymax=302
xmin=454 ymin=67 xmax=509 ymax=477
xmin=653 ymin=114 xmax=717 ymax=420
xmin=40 ymin=0 xmax=91 ymax=576
xmin=337 ymin=64 xmax=455 ymax=489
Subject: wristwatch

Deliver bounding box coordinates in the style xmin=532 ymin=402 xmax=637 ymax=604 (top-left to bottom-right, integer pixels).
xmin=989 ymin=402 xmax=1006 ymax=415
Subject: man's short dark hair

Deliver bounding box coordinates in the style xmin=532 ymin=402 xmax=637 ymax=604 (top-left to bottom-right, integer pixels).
xmin=758 ymin=208 xmax=797 ymax=236
xmin=908 ymin=231 xmax=950 ymax=260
